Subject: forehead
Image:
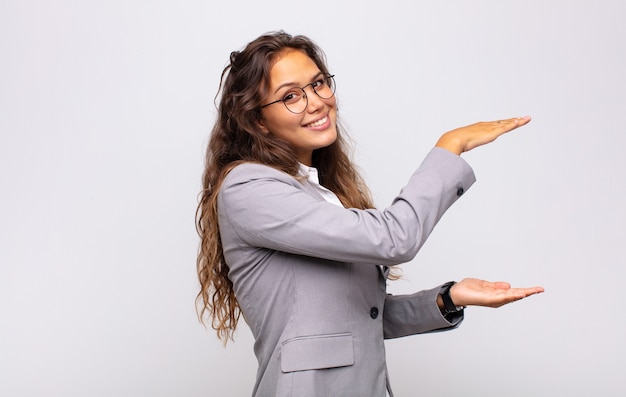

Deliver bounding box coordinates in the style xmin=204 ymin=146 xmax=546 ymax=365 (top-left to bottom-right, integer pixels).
xmin=268 ymin=49 xmax=320 ymax=87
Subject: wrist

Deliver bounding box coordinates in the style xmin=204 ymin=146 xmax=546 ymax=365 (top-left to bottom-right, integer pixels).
xmin=439 ymin=281 xmax=464 ymax=314
xmin=435 ymin=133 xmax=463 ymax=155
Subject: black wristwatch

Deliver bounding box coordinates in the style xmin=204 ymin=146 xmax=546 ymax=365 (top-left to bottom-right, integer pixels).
xmin=440 ymin=281 xmax=464 ymax=314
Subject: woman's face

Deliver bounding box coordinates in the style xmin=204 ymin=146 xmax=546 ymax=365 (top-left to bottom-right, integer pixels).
xmin=259 ymin=49 xmax=338 ymax=166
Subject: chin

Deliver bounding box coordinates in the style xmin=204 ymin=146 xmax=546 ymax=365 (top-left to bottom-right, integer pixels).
xmin=321 ymin=131 xmax=338 ymax=149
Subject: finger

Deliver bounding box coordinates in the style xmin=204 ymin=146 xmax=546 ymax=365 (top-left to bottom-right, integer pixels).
xmin=522 ymin=286 xmax=545 ymax=296
xmin=508 ymin=286 xmax=545 ymax=298
xmin=478 ymin=117 xmax=528 ymax=140
xmin=501 ymin=116 xmax=531 ymax=128
xmin=516 ymin=116 xmax=532 ymax=126
xmin=494 ymin=290 xmax=531 ymax=307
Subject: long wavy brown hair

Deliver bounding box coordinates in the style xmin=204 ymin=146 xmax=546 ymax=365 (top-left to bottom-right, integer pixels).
xmin=196 ymin=31 xmax=375 ymax=342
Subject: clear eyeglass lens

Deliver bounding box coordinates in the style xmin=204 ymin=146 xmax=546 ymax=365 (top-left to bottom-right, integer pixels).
xmin=314 ymin=76 xmax=335 ymax=99
xmin=284 ymin=95 xmax=307 ymax=114
xmin=284 ymin=76 xmax=335 ymax=114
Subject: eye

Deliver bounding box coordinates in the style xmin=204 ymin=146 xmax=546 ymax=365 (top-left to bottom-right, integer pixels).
xmin=282 ymin=90 xmax=302 ymax=104
xmin=311 ymin=78 xmax=327 ymax=89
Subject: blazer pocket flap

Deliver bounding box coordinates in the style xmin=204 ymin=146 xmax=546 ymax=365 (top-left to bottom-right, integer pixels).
xmin=281 ymin=333 xmax=354 ymax=373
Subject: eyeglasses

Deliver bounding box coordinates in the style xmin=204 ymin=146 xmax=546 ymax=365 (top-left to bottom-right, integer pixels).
xmin=261 ymin=74 xmax=336 ymax=114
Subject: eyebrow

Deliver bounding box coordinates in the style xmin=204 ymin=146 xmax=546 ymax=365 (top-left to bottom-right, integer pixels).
xmin=273 ymin=71 xmax=324 ymax=95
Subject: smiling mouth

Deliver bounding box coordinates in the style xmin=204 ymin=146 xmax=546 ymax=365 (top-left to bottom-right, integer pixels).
xmin=305 ymin=116 xmax=328 ymax=128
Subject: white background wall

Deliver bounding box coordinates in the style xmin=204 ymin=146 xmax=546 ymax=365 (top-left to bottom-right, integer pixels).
xmin=1 ymin=1 xmax=625 ymax=396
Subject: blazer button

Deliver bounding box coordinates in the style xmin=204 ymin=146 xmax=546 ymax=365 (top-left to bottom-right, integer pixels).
xmin=369 ymin=307 xmax=379 ymax=319
xmin=456 ymin=187 xmax=464 ymax=197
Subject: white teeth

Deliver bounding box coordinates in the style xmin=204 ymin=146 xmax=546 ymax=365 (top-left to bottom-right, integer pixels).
xmin=307 ymin=116 xmax=327 ymax=128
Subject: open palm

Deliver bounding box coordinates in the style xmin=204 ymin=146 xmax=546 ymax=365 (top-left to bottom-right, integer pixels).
xmin=450 ymin=278 xmax=544 ymax=308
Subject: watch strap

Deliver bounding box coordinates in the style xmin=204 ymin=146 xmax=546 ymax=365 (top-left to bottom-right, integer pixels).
xmin=441 ymin=281 xmax=463 ymax=314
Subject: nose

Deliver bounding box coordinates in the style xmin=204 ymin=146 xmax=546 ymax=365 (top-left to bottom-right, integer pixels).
xmin=304 ymin=86 xmax=324 ymax=112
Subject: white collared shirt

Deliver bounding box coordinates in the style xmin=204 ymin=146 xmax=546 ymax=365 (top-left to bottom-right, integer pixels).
xmin=297 ymin=163 xmax=344 ymax=207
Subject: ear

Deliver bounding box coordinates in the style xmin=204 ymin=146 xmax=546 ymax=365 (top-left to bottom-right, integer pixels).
xmin=257 ymin=117 xmax=269 ymax=134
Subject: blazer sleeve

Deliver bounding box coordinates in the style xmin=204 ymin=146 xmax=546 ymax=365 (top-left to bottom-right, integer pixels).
xmin=383 ymin=284 xmax=463 ymax=339
xmin=218 ymin=147 xmax=476 ymax=265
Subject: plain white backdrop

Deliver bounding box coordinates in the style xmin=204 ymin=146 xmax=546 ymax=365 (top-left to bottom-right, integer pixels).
xmin=1 ymin=1 xmax=625 ymax=396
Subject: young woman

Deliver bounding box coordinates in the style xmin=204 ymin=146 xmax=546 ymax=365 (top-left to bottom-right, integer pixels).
xmin=196 ymin=31 xmax=543 ymax=397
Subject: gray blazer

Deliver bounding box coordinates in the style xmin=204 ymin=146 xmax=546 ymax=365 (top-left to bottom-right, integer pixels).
xmin=217 ymin=148 xmax=476 ymax=397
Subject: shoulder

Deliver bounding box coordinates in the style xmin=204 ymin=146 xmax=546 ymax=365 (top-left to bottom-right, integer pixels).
xmin=217 ymin=163 xmax=309 ymax=223
xmin=223 ymin=162 xmax=299 ymax=187
xmin=220 ymin=163 xmax=304 ymax=203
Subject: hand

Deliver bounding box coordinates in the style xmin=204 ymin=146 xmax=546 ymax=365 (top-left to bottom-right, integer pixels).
xmin=447 ymin=278 xmax=544 ymax=308
xmin=435 ymin=116 xmax=531 ymax=155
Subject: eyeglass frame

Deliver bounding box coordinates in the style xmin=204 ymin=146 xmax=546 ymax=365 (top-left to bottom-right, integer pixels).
xmin=260 ymin=74 xmax=336 ymax=114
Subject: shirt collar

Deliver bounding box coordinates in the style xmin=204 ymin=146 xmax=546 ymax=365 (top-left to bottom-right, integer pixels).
xmin=297 ymin=163 xmax=320 ymax=185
